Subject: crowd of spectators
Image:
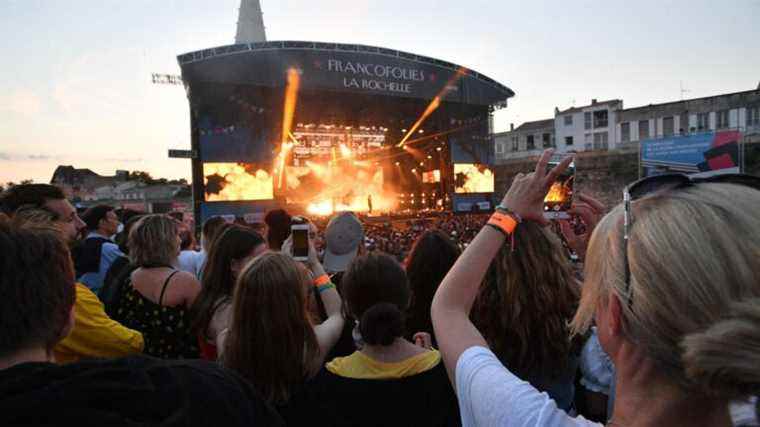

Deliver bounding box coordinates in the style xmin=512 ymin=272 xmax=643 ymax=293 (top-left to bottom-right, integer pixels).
xmin=1 ymin=149 xmax=759 ymax=426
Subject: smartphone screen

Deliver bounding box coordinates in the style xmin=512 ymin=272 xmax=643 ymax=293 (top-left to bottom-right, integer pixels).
xmin=544 ymin=159 xmax=575 ymax=219
xmin=291 ymin=225 xmax=309 ymax=260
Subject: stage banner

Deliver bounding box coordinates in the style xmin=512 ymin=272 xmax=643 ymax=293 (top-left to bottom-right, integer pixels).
xmin=640 ymin=130 xmax=742 ymax=177
xmin=180 ymin=45 xmax=512 ymax=106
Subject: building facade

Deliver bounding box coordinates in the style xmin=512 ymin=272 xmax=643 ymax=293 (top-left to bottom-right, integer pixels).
xmin=494 ymin=119 xmax=554 ymax=162
xmin=495 ymin=86 xmax=760 ymax=162
xmin=615 ymin=88 xmax=760 ymax=148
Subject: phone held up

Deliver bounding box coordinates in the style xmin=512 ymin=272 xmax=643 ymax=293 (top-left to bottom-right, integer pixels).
xmin=543 ymin=156 xmax=576 ymax=220
xmin=290 ymin=217 xmax=310 ymax=262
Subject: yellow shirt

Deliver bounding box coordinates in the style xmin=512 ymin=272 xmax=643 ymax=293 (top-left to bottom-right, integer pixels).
xmin=326 ymin=349 xmax=441 ymax=380
xmin=54 ymin=283 xmax=144 ymax=364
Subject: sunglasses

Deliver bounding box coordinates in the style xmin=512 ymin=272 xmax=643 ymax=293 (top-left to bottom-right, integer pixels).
xmin=622 ymin=173 xmax=760 ymax=305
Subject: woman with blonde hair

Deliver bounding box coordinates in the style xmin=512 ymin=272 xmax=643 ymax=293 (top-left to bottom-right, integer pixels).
xmin=112 ymin=214 xmax=201 ymax=359
xmin=472 ymin=220 xmax=581 ymax=412
xmin=221 ymin=249 xmax=344 ymax=409
xmin=432 ymin=149 xmax=760 ymax=426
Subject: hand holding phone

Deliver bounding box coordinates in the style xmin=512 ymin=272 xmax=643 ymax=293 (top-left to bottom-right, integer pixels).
xmin=543 ymin=157 xmax=575 ymax=220
xmin=290 ymin=217 xmax=310 ymax=262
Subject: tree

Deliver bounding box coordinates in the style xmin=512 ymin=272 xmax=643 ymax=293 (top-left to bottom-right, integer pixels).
xmin=128 ymin=171 xmax=155 ymax=184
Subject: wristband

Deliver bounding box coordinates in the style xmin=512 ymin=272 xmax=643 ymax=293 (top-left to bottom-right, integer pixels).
xmin=317 ymin=283 xmax=336 ymax=294
xmin=487 ymin=211 xmax=519 ymax=236
xmin=313 ymin=274 xmax=330 ymax=287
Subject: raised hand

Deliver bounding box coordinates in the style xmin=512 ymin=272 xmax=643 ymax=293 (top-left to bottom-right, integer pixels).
xmin=558 ymin=193 xmax=605 ymax=261
xmin=501 ymin=149 xmax=574 ymax=225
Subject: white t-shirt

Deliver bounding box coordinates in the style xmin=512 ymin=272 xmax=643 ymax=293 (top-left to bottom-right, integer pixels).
xmin=455 ymin=346 xmax=601 ymax=427
xmin=176 ymin=250 xmax=205 ymax=279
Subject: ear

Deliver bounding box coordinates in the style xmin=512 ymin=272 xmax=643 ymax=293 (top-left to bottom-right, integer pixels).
xmin=605 ymin=292 xmax=624 ymax=338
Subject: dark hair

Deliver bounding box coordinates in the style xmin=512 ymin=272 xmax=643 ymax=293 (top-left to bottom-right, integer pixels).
xmin=0 ymin=184 xmax=66 ymax=216
xmin=191 ymin=225 xmax=266 ymax=338
xmin=114 ymin=214 xmax=144 ymax=254
xmin=179 ymin=226 xmax=194 ymax=251
xmin=116 ymin=208 xmax=142 ymax=225
xmin=341 ymin=253 xmax=410 ymax=346
xmin=0 ymin=218 xmax=76 ymax=357
xmin=404 ymin=230 xmax=460 ymax=344
xmin=80 ymin=204 xmax=115 ymax=231
xmin=223 ymin=252 xmax=320 ymax=405
xmin=263 ymin=209 xmax=292 ymax=251
xmin=472 ymin=221 xmax=580 ymax=379
xmin=201 ymin=216 xmax=227 ymax=248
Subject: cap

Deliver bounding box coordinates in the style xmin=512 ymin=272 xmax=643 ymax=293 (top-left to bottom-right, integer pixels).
xmin=323 ymin=212 xmax=364 ymax=273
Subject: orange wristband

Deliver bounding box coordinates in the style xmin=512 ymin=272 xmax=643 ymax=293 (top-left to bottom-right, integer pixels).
xmin=487 ymin=211 xmax=518 ymax=235
xmin=313 ymin=274 xmax=330 ymax=287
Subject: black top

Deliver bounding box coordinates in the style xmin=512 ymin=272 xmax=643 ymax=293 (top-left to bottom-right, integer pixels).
xmin=0 ymin=356 xmax=283 ymax=427
xmin=112 ymin=270 xmax=200 ymax=359
xmin=280 ymin=362 xmax=461 ymax=427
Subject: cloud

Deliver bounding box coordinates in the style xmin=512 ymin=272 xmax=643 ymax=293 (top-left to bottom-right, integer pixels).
xmin=103 ymin=157 xmax=144 ymax=163
xmin=0 ymin=152 xmax=11 ymax=161
xmin=27 ymin=154 xmax=58 ymax=160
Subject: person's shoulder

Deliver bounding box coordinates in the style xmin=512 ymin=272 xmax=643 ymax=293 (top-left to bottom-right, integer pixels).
xmin=172 ymin=270 xmax=201 ymax=287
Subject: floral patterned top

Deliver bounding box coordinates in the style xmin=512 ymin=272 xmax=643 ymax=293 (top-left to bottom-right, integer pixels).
xmin=113 ymin=270 xmax=200 ymax=359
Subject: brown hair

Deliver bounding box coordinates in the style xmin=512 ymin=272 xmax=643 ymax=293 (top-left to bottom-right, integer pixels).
xmin=128 ymin=215 xmax=179 ymax=267
xmin=190 ymin=225 xmax=266 ymax=338
xmin=0 ymin=217 xmax=76 ymax=357
xmin=222 ymin=252 xmax=320 ymax=405
xmin=473 ymin=221 xmax=580 ymax=379
xmin=342 ymin=252 xmax=410 ymax=346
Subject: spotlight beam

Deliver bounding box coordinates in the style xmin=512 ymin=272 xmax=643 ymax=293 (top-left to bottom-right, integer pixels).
xmin=396 ymin=67 xmax=467 ymax=147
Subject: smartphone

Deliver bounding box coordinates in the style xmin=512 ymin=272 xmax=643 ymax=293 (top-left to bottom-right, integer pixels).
xmin=291 ymin=222 xmax=310 ymax=261
xmin=543 ymin=158 xmax=575 ymax=220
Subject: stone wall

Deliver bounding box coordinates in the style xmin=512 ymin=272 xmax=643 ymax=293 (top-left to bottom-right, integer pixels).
xmin=494 ymin=150 xmax=643 ymax=211
xmin=494 ymin=142 xmax=760 ymax=212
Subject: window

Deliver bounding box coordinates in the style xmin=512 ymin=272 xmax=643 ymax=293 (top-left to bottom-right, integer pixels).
xmin=593 ymin=110 xmax=609 ymax=128
xmin=639 ymin=120 xmax=650 ymax=140
xmin=565 ymin=136 xmax=574 ymax=146
xmin=526 ymin=135 xmax=535 ymax=150
xmin=697 ymin=113 xmax=710 ymax=131
xmin=716 ymin=110 xmax=729 ymax=129
xmin=679 ymin=112 xmax=688 ymax=134
xmin=621 ymin=122 xmax=631 ymax=143
xmin=564 ymin=115 xmax=573 ymax=126
xmin=746 ymin=107 xmax=759 ymax=127
xmin=511 ymin=137 xmax=519 ymax=152
xmin=542 ymin=133 xmax=553 ymax=148
xmin=495 ymin=142 xmax=504 ymax=154
xmin=663 ymin=116 xmax=674 ymax=136
xmin=584 ymin=112 xmax=592 ymax=130
xmin=593 ymin=132 xmax=609 ymax=150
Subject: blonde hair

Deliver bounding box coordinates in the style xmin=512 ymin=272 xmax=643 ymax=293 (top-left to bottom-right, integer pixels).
xmin=128 ymin=214 xmax=179 ymax=267
xmin=571 ymin=183 xmax=760 ymax=398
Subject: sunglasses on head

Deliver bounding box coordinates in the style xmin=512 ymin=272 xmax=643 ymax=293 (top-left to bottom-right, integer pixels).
xmin=621 ymin=173 xmax=760 ymax=306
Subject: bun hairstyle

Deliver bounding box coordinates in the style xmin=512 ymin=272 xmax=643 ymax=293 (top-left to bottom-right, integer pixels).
xmin=360 ymin=303 xmax=405 ymax=346
xmin=572 ymin=182 xmax=760 ymax=399
xmin=342 ymin=253 xmax=410 ymax=347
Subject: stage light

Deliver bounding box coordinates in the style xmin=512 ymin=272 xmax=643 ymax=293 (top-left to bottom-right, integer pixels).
xmin=427 ymin=155 xmax=432 ymax=159
xmin=411 ymin=168 xmax=417 ymax=173
xmin=402 ymin=129 xmax=407 ymax=133
xmin=419 ymin=129 xmax=424 ymax=133
xmin=419 ymin=162 xmax=424 ymax=166
xmin=395 ymin=161 xmax=400 ymax=166
xmin=436 ymin=147 xmax=442 ymax=151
